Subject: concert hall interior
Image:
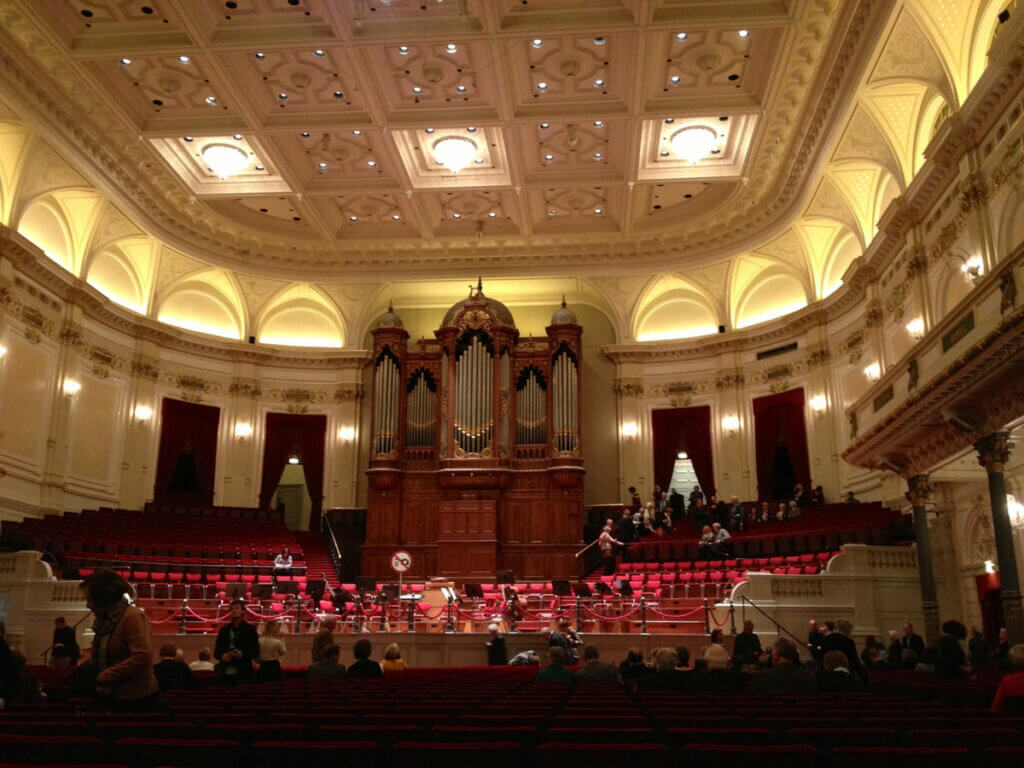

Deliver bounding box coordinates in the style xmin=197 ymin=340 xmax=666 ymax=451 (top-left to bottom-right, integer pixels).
xmin=1 ymin=0 xmax=1024 ymax=763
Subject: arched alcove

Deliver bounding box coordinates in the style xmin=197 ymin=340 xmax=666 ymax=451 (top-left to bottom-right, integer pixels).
xmin=87 ymin=249 xmax=144 ymax=313
xmin=158 ymin=286 xmax=243 ymax=340
xmin=17 ymin=199 xmax=72 ymax=271
xmin=735 ymin=274 xmax=809 ymax=328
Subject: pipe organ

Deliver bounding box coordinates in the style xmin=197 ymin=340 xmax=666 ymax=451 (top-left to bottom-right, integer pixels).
xmin=364 ymin=285 xmax=584 ymax=581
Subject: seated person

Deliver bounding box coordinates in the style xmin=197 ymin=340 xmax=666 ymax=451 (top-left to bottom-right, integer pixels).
xmin=818 ymin=649 xmax=863 ymax=692
xmin=732 ymin=620 xmax=766 ymax=667
xmin=809 ymin=485 xmax=825 ymax=505
xmin=574 ymin=645 xmax=622 ymax=684
xmin=309 ymin=643 xmax=347 ymax=681
xmin=273 ymin=547 xmax=294 ymax=576
xmin=712 ymin=522 xmax=731 ymax=549
xmin=347 ymin=638 xmax=384 ymax=678
xmin=153 ymin=642 xmax=193 ymax=691
xmin=637 ymin=647 xmax=687 ymax=691
xmin=792 ymin=483 xmax=806 ymax=506
xmin=537 ymin=645 xmax=575 ymax=683
xmin=752 ymin=638 xmax=816 ymax=693
xmin=776 ymin=502 xmax=788 ymax=521
xmin=991 ymin=644 xmax=1024 ymax=713
xmin=509 ymin=649 xmax=540 ymax=666
xmin=697 ymin=525 xmax=716 ymax=557
xmin=50 ymin=617 xmax=80 ymax=667
xmin=189 ymin=648 xmax=215 ymax=672
xmin=381 ymin=643 xmax=408 ymax=673
xmin=618 ymin=648 xmax=649 ymax=680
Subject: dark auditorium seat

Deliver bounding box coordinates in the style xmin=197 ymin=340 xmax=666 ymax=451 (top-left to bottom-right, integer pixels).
xmin=250 ymin=741 xmax=381 ymax=768
xmin=113 ymin=738 xmax=241 ymax=768
xmin=392 ymin=741 xmax=523 ymax=768
xmin=832 ymin=747 xmax=970 ymax=768
xmin=429 ymin=726 xmax=537 ymax=746
xmin=663 ymin=728 xmax=778 ymax=747
xmin=680 ymin=743 xmax=819 ymax=768
xmin=544 ymin=728 xmax=657 ymax=744
xmin=537 ymin=743 xmax=669 ymax=768
xmin=782 ymin=727 xmax=898 ymax=750
xmin=0 ymin=735 xmax=106 ymax=764
xmin=984 ymin=747 xmax=1024 ymax=768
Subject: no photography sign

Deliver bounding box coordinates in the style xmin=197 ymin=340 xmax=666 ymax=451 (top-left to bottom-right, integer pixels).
xmin=391 ymin=551 xmax=412 ymax=573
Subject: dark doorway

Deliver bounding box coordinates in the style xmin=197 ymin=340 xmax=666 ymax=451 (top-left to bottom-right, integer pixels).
xmin=153 ymin=398 xmax=221 ymax=506
xmin=768 ymin=443 xmax=798 ymax=500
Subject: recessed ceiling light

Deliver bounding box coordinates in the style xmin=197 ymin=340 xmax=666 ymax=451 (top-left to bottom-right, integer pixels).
xmin=352 ymin=129 xmax=362 ymax=135
xmin=254 ymin=165 xmax=264 ymax=171
xmin=349 ymin=215 xmax=358 ymax=221
xmin=333 ymin=91 xmax=343 ymax=98
xmin=205 ymin=96 xmax=218 ymax=104
xmin=367 ymin=160 xmax=376 ymax=167
xmin=255 ymin=52 xmax=265 ymax=60
xmin=594 ymin=208 xmax=603 ymax=214
xmin=738 ymin=29 xmax=750 ymax=38
xmin=300 ymin=131 xmax=310 ymax=137
xmin=593 ymin=120 xmax=603 ymax=127
xmin=659 ymin=150 xmax=669 ymax=157
xmin=466 ymin=126 xmax=476 ymax=132
xmin=434 ymin=136 xmax=477 ymax=172
xmin=593 ymin=152 xmax=603 ymax=159
xmin=446 ymin=43 xmax=457 ymax=53
xmin=318 ymin=162 xmax=328 ymax=169
xmin=670 ymin=75 xmax=680 ymax=84
xmin=537 ymin=82 xmax=547 ymax=90
xmin=314 ymin=49 xmax=325 ymax=57
xmin=670 ymin=125 xmax=718 ymax=163
xmin=178 ymin=55 xmax=190 ymax=64
xmin=278 ymin=92 xmax=288 ymax=100
xmin=425 ymin=128 xmax=435 ymax=134
xmin=544 ymin=153 xmax=554 ymax=161
xmin=120 ymin=58 xmax=132 ymax=66
xmin=398 ymin=45 xmax=410 ymax=54
xmin=676 ymin=32 xmax=687 ymax=40
xmin=664 ymin=118 xmax=674 ymax=124
xmin=452 ymin=213 xmax=462 ymax=219
xmin=202 ymin=144 xmax=249 ymax=178
xmin=594 ymin=79 xmax=604 ymax=87
xmin=456 ymin=85 xmax=466 ymax=92
xmin=183 ymin=136 xmax=194 ymax=142
xmin=392 ymin=214 xmax=401 ymax=220
xmin=531 ymin=38 xmax=543 ymax=48
xmin=412 ymin=86 xmax=422 ymax=94
xmin=594 ymin=37 xmax=605 ymax=45
xmin=548 ymin=210 xmax=556 ymax=216
xmin=540 ymin=122 xmax=550 ymax=129
xmin=232 ymin=133 xmax=242 ymax=140
xmin=488 ymin=211 xmax=497 ymax=217
xmin=474 ymin=157 xmax=484 ymax=163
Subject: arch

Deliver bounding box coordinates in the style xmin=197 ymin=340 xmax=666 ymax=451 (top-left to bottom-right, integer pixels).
xmin=822 ymin=231 xmax=862 ymax=298
xmin=934 ymin=262 xmax=975 ymax=320
xmin=156 ymin=270 xmax=245 ymax=340
xmin=86 ymin=247 xmax=144 ymax=313
xmin=1000 ymin=190 xmax=1024 ymax=262
xmin=968 ymin=0 xmax=1010 ymax=93
xmin=734 ymin=272 xmax=810 ymax=329
xmin=636 ymin=292 xmax=720 ymax=341
xmin=257 ymin=284 xmax=345 ymax=348
xmin=17 ymin=197 xmax=73 ymax=271
xmin=860 ymin=80 xmax=934 ymax=185
xmin=914 ymin=90 xmax=953 ymax=174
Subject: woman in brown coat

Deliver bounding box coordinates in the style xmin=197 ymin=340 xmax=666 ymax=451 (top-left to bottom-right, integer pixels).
xmin=81 ymin=570 xmax=158 ymax=709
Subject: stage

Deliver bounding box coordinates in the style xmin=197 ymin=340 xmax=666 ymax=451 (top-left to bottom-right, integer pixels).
xmin=151 ymin=629 xmax=736 ymax=668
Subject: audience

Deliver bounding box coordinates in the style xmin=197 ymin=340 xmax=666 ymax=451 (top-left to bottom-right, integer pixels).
xmin=818 ymin=649 xmax=863 ymax=692
xmin=969 ymin=625 xmax=993 ymax=668
xmin=752 ymin=638 xmax=815 ymax=692
xmin=807 ymin=619 xmax=825 ymax=664
xmin=675 ymin=646 xmax=692 ymax=671
xmin=80 ymin=569 xmax=159 ymax=708
xmin=311 ymin=614 xmax=337 ymax=663
xmin=991 ymin=644 xmax=1024 ymax=713
xmin=189 ymin=648 xmax=215 ymax=672
xmin=213 ymin=599 xmax=259 ymax=684
xmin=860 ymin=635 xmax=884 ymax=670
xmin=637 ymin=648 xmax=686 ymax=691
xmin=486 ymin=623 xmax=507 ymax=666
xmin=308 ymin=643 xmax=346 ymax=681
xmin=618 ymin=648 xmax=648 ymax=680
xmin=996 ymin=627 xmax=1011 ymax=667
xmin=732 ymin=620 xmax=765 ymax=667
xmin=382 ymin=643 xmax=408 ymax=673
xmin=537 ymin=645 xmax=574 ymax=683
xmin=272 ymin=546 xmax=293 ymax=578
xmin=704 ymin=629 xmax=730 ymax=670
xmin=50 ymin=617 xmax=80 ymax=667
xmin=256 ymin=618 xmax=287 ymax=682
xmin=886 ymin=629 xmax=902 ymax=668
xmin=935 ymin=620 xmax=968 ymax=679
xmin=347 ymin=639 xmax=384 ymax=678
xmin=153 ymin=642 xmax=193 ymax=691
xmin=821 ymin=618 xmax=865 ymax=682
xmin=901 ymin=622 xmax=926 ymax=657
xmin=574 ymin=645 xmax=622 ymax=684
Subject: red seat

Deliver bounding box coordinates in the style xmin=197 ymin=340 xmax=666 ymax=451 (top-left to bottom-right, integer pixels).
xmin=392 ymin=741 xmax=523 ymax=768
xmin=0 ymin=735 xmax=106 ymax=765
xmin=114 ymin=737 xmax=241 ymax=768
xmin=537 ymin=743 xmax=668 ymax=768
xmin=831 ymin=747 xmax=968 ymax=768
xmin=680 ymin=744 xmax=818 ymax=768
xmin=250 ymin=741 xmax=380 ymax=768
xmin=802 ymin=565 xmax=818 ymax=575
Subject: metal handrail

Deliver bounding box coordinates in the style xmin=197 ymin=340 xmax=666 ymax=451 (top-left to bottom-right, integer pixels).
xmin=321 ymin=514 xmax=344 ymax=582
xmin=738 ymin=594 xmax=812 ymax=651
xmin=574 ymin=539 xmax=601 ymax=558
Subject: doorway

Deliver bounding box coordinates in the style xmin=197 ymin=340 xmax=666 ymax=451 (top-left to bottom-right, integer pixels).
xmin=271 ymin=461 xmax=312 ymax=531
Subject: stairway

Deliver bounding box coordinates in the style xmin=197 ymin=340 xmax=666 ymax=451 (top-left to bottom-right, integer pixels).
xmin=293 ymin=530 xmax=340 ymax=591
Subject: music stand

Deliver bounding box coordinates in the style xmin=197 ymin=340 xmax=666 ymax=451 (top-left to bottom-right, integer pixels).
xmin=552 ymin=579 xmax=572 ymax=597
xmin=307 ymin=579 xmax=326 ymax=604
xmin=496 ymin=570 xmax=515 ymax=585
xmin=251 ymin=584 xmax=272 ymax=599
xmin=355 ymin=577 xmax=376 ymax=594
xmin=382 ymin=584 xmax=400 ymax=601
xmin=276 ymin=581 xmax=299 ymax=595
xmin=464 ymin=583 xmax=484 ymax=599
xmin=573 ymin=582 xmax=593 ymax=598
xmin=616 ymin=579 xmax=634 ymax=597
xmin=594 ymin=581 xmax=613 ymax=596
xmin=224 ymin=582 xmax=247 ymax=600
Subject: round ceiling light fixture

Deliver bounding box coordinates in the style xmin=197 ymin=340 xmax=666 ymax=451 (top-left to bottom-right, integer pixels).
xmin=433 ymin=136 xmax=477 ymax=173
xmin=670 ymin=125 xmax=717 ymax=163
xmin=202 ymin=143 xmax=249 ymax=178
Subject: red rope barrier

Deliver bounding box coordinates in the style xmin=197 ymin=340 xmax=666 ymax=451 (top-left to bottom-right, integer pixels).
xmin=709 ymin=607 xmax=731 ymax=627
xmin=415 ymin=604 xmax=446 ymax=620
xmin=648 ymin=604 xmax=706 ymax=620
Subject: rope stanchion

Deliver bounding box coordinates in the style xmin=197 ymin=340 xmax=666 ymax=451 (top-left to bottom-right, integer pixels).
xmin=444 ymin=595 xmax=455 ymax=634
xmin=575 ymin=596 xmax=583 ymax=632
xmin=729 ymin=600 xmax=736 ymax=635
xmin=703 ymin=599 xmax=711 ymax=635
xmin=639 ymin=597 xmax=648 ymax=635
xmin=709 ymin=605 xmax=731 ymax=627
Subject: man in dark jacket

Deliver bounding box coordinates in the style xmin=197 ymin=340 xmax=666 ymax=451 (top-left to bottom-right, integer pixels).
xmin=214 ymin=600 xmax=260 ymax=683
xmin=901 ymin=622 xmax=926 ymax=657
xmin=486 ymin=623 xmax=507 ymax=666
xmin=669 ymin=488 xmax=686 ymax=524
xmin=822 ymin=618 xmax=866 ymax=684
xmin=51 ymin=617 xmax=80 ymax=666
xmin=733 ymin=620 xmax=766 ymax=667
xmin=616 ymin=509 xmax=635 ymax=544
xmin=752 ymin=639 xmax=816 ymax=692
xmin=807 ymin=619 xmax=826 ymax=665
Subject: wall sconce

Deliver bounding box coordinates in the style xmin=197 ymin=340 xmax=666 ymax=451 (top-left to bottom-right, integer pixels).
xmin=620 ymin=422 xmax=639 ymax=437
xmin=676 ymin=451 xmax=688 ymax=459
xmin=984 ymin=559 xmax=996 ymax=574
xmin=721 ymin=415 xmax=740 ymax=431
xmin=62 ymin=379 xmax=81 ymax=395
xmin=287 ymin=455 xmax=300 ymax=465
xmin=905 ymin=317 xmax=925 ymax=340
xmin=1008 ymin=495 xmax=1024 ymax=528
xmin=338 ymin=426 xmax=356 ymax=441
xmin=809 ymin=395 xmax=827 ymax=412
xmin=961 ymin=256 xmax=984 ymax=285
xmin=0 ymin=343 xmax=7 ymax=358
xmin=863 ymin=363 xmax=881 ymax=381
xmin=134 ymin=405 xmax=153 ymax=420
xmin=234 ymin=422 xmax=252 ymax=437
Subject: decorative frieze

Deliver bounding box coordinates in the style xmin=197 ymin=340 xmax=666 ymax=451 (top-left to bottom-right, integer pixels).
xmin=334 ymin=384 xmax=364 ymax=402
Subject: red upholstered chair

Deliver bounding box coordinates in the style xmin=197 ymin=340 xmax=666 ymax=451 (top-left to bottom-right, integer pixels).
xmin=664 ymin=728 xmax=777 ymax=747
xmin=678 ymin=561 xmax=692 ymax=569
xmin=114 ymin=738 xmax=241 ymax=768
xmin=906 ymin=728 xmax=1022 ymax=750
xmin=831 ymin=747 xmax=968 ymax=768
xmin=680 ymin=744 xmax=818 ymax=768
xmin=430 ymin=726 xmax=536 ymax=746
xmin=0 ymin=736 xmax=105 ymax=765
xmin=204 ymin=724 xmax=308 ymax=745
xmin=985 ymin=747 xmax=1024 ymax=768
xmin=786 ymin=567 xmax=802 ymax=575
xmin=250 ymin=741 xmax=381 ymax=768
xmin=537 ymin=743 xmax=669 ymax=768
xmin=132 ymin=571 xmax=149 ymax=581
xmin=692 ymin=571 xmax=707 ymax=582
xmin=166 ymin=572 xmax=183 ymax=582
xmin=257 ymin=575 xmax=272 ymax=584
xmin=802 ymin=565 xmax=818 ymax=575
xmin=95 ymin=721 xmax=196 ymax=742
xmin=392 ymin=741 xmax=523 ymax=768
xmin=694 ymin=561 xmax=708 ymax=569
xmin=782 ymin=728 xmax=898 ymax=749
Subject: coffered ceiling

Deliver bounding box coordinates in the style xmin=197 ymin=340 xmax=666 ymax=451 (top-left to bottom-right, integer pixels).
xmin=0 ymin=0 xmax=869 ymax=278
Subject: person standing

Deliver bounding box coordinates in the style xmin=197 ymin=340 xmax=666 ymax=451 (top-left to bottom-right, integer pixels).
xmin=729 ymin=496 xmax=745 ymax=532
xmin=311 ymin=614 xmax=337 ymax=663
xmin=50 ymin=617 xmax=80 ymax=667
xmin=79 ymin=570 xmax=159 ymax=709
xmin=257 ymin=618 xmax=287 ymax=682
xmin=669 ymin=487 xmax=686 ymax=526
xmin=214 ymin=599 xmax=259 ymax=684
xmin=969 ymin=626 xmax=993 ymax=668
xmin=486 ymin=623 xmax=507 ymax=666
xmin=733 ymin=620 xmax=765 ymax=667
xmin=901 ymin=622 xmax=926 ymax=657
xmin=807 ymin=619 xmax=826 ymax=665
xmin=628 ymin=486 xmax=642 ymax=516
xmin=616 ymin=509 xmax=635 ymax=544
xmin=599 ymin=524 xmax=622 ymax=576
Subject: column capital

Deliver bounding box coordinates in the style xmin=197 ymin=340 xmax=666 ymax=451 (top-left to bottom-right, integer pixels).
xmin=976 ymin=432 xmax=1013 ymax=473
xmin=905 ymin=473 xmax=932 ymax=507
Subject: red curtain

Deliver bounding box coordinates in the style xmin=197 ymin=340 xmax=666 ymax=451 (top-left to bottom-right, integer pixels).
xmin=259 ymin=413 xmax=327 ymax=522
xmin=651 ymin=406 xmax=715 ymax=495
xmin=753 ymin=388 xmax=810 ymax=500
xmin=154 ymin=398 xmax=221 ymax=506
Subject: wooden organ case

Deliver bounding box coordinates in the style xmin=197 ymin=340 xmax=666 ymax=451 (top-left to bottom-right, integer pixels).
xmin=362 ymin=284 xmax=584 ymax=581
